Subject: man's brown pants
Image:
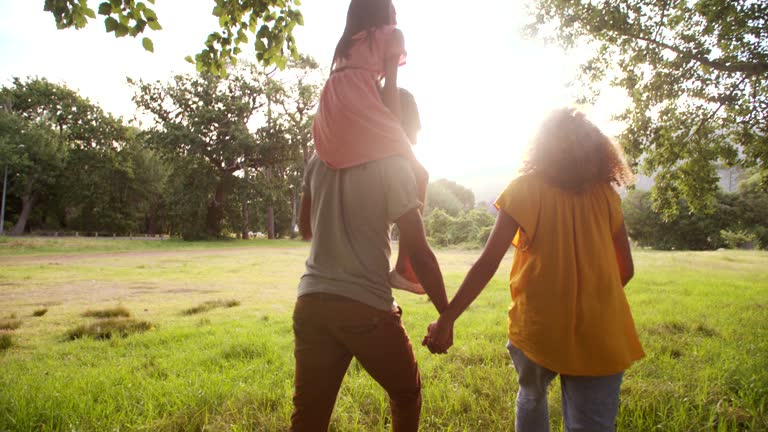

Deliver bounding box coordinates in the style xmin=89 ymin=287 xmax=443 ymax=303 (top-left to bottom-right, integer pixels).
xmin=290 ymin=293 xmax=422 ymax=431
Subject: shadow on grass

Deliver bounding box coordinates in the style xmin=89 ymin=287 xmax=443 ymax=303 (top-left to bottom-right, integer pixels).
xmin=66 ymin=318 xmax=154 ymax=340
xmin=182 ymin=299 xmax=241 ymax=316
xmin=32 ymin=308 xmax=48 ymax=317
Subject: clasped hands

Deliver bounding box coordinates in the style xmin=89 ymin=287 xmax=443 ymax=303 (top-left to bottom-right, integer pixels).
xmin=421 ymin=316 xmax=454 ymax=354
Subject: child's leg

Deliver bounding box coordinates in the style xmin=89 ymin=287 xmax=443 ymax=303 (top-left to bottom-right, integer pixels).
xmin=560 ymin=372 xmax=623 ymax=432
xmin=507 ymin=341 xmax=557 ymax=432
xmin=394 ymin=159 xmax=428 ymax=283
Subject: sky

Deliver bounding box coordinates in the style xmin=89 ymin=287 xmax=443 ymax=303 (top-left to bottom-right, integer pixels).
xmin=0 ymin=0 xmax=627 ymax=202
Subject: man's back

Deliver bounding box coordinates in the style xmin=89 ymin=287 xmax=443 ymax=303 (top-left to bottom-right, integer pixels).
xmin=298 ymin=155 xmax=419 ymax=311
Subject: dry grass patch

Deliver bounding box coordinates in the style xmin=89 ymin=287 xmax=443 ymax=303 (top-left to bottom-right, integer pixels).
xmin=0 ymin=333 xmax=12 ymax=351
xmin=0 ymin=319 xmax=22 ymax=331
xmin=32 ymin=308 xmax=48 ymax=317
xmin=66 ymin=318 xmax=153 ymax=340
xmin=182 ymin=299 xmax=241 ymax=316
xmin=82 ymin=306 xmax=131 ymax=319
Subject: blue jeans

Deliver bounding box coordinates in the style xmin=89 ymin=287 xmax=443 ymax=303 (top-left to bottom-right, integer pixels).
xmin=507 ymin=341 xmax=623 ymax=432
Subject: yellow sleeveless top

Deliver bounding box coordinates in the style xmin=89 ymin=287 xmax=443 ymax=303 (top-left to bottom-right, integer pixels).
xmin=495 ymin=174 xmax=644 ymax=375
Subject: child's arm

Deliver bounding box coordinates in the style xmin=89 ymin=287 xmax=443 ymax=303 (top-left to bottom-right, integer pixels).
xmin=381 ymin=28 xmax=404 ymax=120
xmin=424 ymin=210 xmax=519 ymax=353
xmin=612 ymin=222 xmax=634 ymax=286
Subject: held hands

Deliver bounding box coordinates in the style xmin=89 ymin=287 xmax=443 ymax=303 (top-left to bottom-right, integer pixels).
xmin=421 ymin=316 xmax=454 ymax=354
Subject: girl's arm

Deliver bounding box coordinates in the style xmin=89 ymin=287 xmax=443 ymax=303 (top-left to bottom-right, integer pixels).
xmin=381 ymin=28 xmax=404 ymax=120
xmin=424 ymin=210 xmax=519 ymax=353
xmin=612 ymin=222 xmax=634 ymax=286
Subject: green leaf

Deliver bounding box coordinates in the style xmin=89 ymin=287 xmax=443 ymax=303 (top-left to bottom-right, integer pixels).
xmin=97 ymin=2 xmax=112 ymax=15
xmin=104 ymin=16 xmax=119 ymax=32
xmin=109 ymin=0 xmax=121 ymax=8
xmin=115 ymin=23 xmax=130 ymax=37
xmin=84 ymin=7 xmax=96 ymax=19
xmin=147 ymin=19 xmax=162 ymax=31
xmin=142 ymin=37 xmax=154 ymax=52
xmin=184 ymin=55 xmax=195 ymax=64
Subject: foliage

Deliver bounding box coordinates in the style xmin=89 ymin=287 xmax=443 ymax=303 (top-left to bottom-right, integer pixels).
xmin=720 ymin=229 xmax=757 ymax=249
xmin=132 ymin=65 xmax=292 ymax=239
xmin=0 ymin=333 xmax=12 ymax=352
xmin=43 ymin=0 xmax=304 ymax=76
xmin=526 ymin=0 xmax=768 ymax=219
xmin=424 ymin=208 xmax=496 ymax=247
xmin=424 ymin=179 xmax=476 ymax=217
xmin=623 ymin=181 xmax=768 ymax=250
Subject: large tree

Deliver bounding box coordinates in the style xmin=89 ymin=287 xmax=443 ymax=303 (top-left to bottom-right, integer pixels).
xmin=44 ymin=0 xmax=304 ymax=75
xmin=131 ymin=64 xmax=297 ymax=239
xmin=0 ymin=77 xmax=128 ymax=234
xmin=526 ymin=0 xmax=767 ymax=218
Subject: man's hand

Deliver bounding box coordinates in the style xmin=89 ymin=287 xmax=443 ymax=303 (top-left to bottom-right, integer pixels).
xmin=422 ymin=316 xmax=454 ymax=354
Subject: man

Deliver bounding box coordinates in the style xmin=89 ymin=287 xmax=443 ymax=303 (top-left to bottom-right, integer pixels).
xmin=290 ymin=90 xmax=450 ymax=431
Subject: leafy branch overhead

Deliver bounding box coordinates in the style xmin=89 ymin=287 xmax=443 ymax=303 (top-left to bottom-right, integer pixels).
xmin=43 ymin=0 xmax=304 ymax=75
xmin=526 ymin=0 xmax=767 ymax=219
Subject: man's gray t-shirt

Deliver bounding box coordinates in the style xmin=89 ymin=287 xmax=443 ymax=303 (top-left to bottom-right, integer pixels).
xmin=298 ymin=155 xmax=420 ymax=311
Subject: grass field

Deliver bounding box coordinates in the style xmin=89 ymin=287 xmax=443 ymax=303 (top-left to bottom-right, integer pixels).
xmin=1 ymin=238 xmax=767 ymax=431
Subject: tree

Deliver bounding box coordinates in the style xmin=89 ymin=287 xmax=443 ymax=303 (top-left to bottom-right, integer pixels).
xmin=131 ymin=64 xmax=296 ymax=239
xmin=424 ymin=179 xmax=475 ymax=216
xmin=527 ymin=0 xmax=768 ymax=218
xmin=1 ymin=77 xmax=128 ymax=234
xmin=44 ymin=0 xmax=304 ymax=75
xmin=0 ymin=111 xmax=64 ymax=235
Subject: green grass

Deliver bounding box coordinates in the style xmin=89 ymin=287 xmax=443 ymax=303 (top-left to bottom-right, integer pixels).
xmin=0 ymin=236 xmax=301 ymax=257
xmin=0 ymin=239 xmax=766 ymax=431
xmin=32 ymin=308 xmax=48 ymax=317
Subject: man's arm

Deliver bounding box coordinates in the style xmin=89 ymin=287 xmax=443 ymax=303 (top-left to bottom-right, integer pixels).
xmin=395 ymin=208 xmax=448 ymax=313
xmin=299 ymin=191 xmax=312 ymax=241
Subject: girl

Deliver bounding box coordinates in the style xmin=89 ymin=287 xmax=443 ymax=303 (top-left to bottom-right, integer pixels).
xmin=425 ymin=108 xmax=645 ymax=431
xmin=312 ymin=0 xmax=428 ymax=294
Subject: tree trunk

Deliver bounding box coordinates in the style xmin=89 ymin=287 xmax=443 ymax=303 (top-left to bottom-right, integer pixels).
xmin=147 ymin=202 xmax=159 ymax=235
xmin=290 ymin=188 xmax=298 ymax=238
xmin=241 ymin=200 xmax=250 ymax=240
xmin=206 ymin=177 xmax=227 ymax=238
xmin=266 ymin=206 xmax=275 ymax=239
xmin=10 ymin=194 xmax=34 ymax=236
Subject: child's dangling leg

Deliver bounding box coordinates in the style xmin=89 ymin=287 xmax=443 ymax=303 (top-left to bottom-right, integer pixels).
xmin=390 ymin=160 xmax=428 ymax=295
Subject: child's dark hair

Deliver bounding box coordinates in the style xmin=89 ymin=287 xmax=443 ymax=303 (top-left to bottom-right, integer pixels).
xmin=332 ymin=0 xmax=393 ymax=68
xmin=521 ymin=107 xmax=633 ymax=190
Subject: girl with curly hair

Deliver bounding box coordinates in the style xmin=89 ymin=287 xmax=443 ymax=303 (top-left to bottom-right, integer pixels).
xmin=425 ymin=107 xmax=644 ymax=432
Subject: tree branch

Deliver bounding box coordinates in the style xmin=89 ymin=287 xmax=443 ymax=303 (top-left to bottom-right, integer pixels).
xmin=629 ymin=32 xmax=768 ymax=76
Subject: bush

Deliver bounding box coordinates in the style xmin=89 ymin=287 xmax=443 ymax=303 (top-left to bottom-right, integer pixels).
xmin=720 ymin=230 xmax=757 ymax=249
xmin=424 ymin=208 xmax=496 ymax=247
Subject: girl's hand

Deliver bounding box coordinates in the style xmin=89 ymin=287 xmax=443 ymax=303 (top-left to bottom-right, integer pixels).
xmin=422 ymin=317 xmax=453 ymax=354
